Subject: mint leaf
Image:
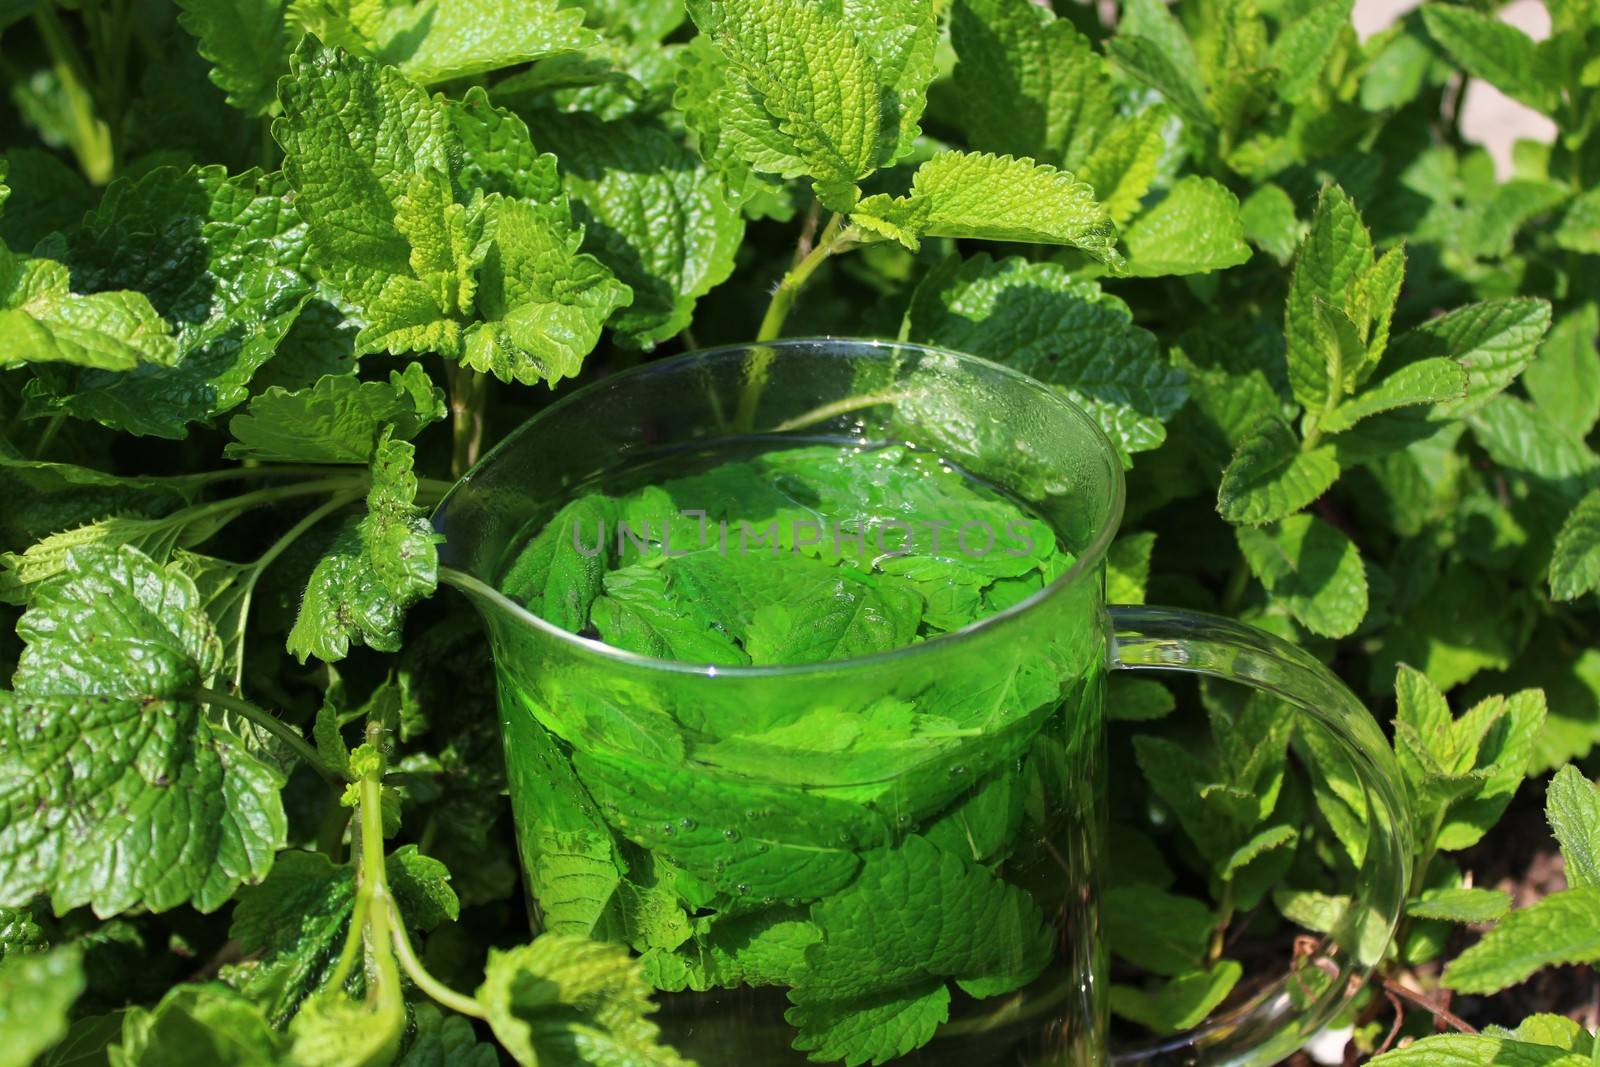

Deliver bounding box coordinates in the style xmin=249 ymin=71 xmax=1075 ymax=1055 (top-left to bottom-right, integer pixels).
xmin=1103 ymin=884 xmax=1213 ymax=976
xmin=1283 ymin=185 xmax=1373 ymax=412
xmin=1420 ymin=4 xmax=1557 ymax=114
xmin=948 ymin=0 xmax=1114 ymax=170
xmin=0 ymin=252 xmax=177 ymax=371
xmin=1236 ymin=514 xmax=1368 ymax=637
xmin=20 ymin=166 xmax=311 ymax=438
xmin=477 ymin=935 xmax=692 ymax=1067
xmin=1406 ymin=887 xmax=1513 ymax=924
xmin=174 ymin=0 xmax=296 ymax=114
xmin=1524 ymin=304 xmax=1600 ymax=438
xmin=787 ymin=981 xmax=949 ymax=1067
xmin=0 ymin=545 xmax=286 ymax=915
xmin=1551 ymin=489 xmax=1600 ymax=601
xmin=573 ymin=746 xmax=888 ymax=901
xmin=1390 ymin=298 xmax=1553 ymax=419
xmin=788 ymin=835 xmax=1051 ymax=1057
xmin=1268 ymin=0 xmax=1354 ymax=103
xmin=398 ymin=1003 xmax=501 ymax=1067
xmin=852 ymin=151 xmax=1120 ymax=262
xmin=531 ymin=113 xmax=743 ymax=349
xmin=111 ymin=983 xmax=285 ymax=1066
xmin=686 ymin=0 xmax=936 ymax=205
xmin=1217 ymin=417 xmax=1340 ymax=525
xmin=1078 ymin=109 xmax=1168 ymax=227
xmin=902 ymin=254 xmax=1183 ymax=459
xmin=225 ymin=363 xmax=444 ymax=463
xmin=1110 ymin=961 xmax=1242 ymax=1034
xmin=1320 ymin=358 xmax=1469 ymax=433
xmin=1107 ymin=34 xmax=1211 ymax=129
xmin=1370 ymin=1034 xmax=1590 ymax=1067
xmin=1546 ymin=765 xmax=1600 ymax=889
xmin=1121 ymin=177 xmax=1252 ymax=277
xmin=1107 ymin=532 xmax=1156 ymax=604
xmin=1443 ymin=887 xmax=1600 ymax=994
xmin=461 ymin=195 xmax=632 ymax=386
xmin=1553 ymin=186 xmax=1600 ymax=254
xmin=0 ymin=947 xmax=82 ymax=1067
xmin=1470 ymin=395 xmax=1599 ymax=501
xmin=288 ymin=432 xmax=439 ymax=662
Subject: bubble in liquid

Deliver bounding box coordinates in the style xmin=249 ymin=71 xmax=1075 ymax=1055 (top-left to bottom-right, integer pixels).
xmin=949 ymin=765 xmax=968 ymax=777
xmin=735 ymin=883 xmax=751 ymax=895
xmin=660 ymin=823 xmax=675 ymax=836
xmin=754 ymin=842 xmax=769 ymax=854
xmin=679 ymin=818 xmax=697 ymax=830
xmin=722 ymin=828 xmax=741 ymax=841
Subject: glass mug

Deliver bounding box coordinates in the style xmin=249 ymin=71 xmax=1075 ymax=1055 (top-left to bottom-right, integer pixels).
xmin=433 ymin=339 xmax=1411 ymax=1066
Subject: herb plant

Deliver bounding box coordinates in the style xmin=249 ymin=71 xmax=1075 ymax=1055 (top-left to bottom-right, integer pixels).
xmin=0 ymin=0 xmax=1597 ymax=1064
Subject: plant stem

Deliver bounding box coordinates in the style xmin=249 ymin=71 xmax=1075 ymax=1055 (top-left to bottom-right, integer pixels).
xmin=756 ymin=212 xmax=849 ymax=343
xmin=1219 ymin=554 xmax=1251 ymax=615
xmin=446 ymin=365 xmax=488 ymax=479
xmin=359 ymin=761 xmax=403 ymax=1007
xmin=192 ymin=686 xmax=345 ymax=786
xmin=1208 ymin=882 xmax=1235 ymax=963
xmin=388 ymin=900 xmax=487 ymax=1019
xmin=227 ymin=492 xmax=360 ymax=688
xmin=32 ymin=6 xmax=114 ymax=183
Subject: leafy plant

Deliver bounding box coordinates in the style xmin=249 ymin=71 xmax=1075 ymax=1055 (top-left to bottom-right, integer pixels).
xmin=1 ymin=0 xmax=1599 ymax=1064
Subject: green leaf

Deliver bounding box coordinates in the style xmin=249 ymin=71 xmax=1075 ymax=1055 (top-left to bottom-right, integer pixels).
xmin=1238 ymin=182 xmax=1301 ymax=263
xmin=1554 ymin=186 xmax=1600 ymax=254
xmin=1283 ymin=185 xmax=1373 ymax=412
xmin=461 ymin=195 xmax=632 ymax=387
xmin=1077 ymin=109 xmax=1167 ymax=228
xmin=1388 ymin=298 xmax=1553 ymax=419
xmin=288 ymin=432 xmax=439 ymax=662
xmin=1320 ymin=358 xmax=1469 ymax=433
xmin=1551 ymin=489 xmax=1600 ymax=601
xmin=1102 ymin=885 xmax=1213 ymax=976
xmin=0 ymin=947 xmax=82 ymax=1067
xmin=948 ymin=0 xmax=1114 ymax=170
xmin=19 ymin=166 xmax=311 ymax=438
xmin=110 ymin=983 xmax=285 ymax=1066
xmin=1546 ymin=765 xmax=1600 ymax=888
xmin=1106 ymin=677 xmax=1176 ymax=722
xmin=573 ymin=747 xmax=888 ymax=901
xmin=1470 ymin=395 xmax=1599 ymax=501
xmin=1438 ymin=689 xmax=1546 ymax=852
xmin=530 ymin=113 xmax=743 ymax=350
xmin=1108 ymin=34 xmax=1212 ymax=129
xmin=852 ymin=151 xmax=1119 ymax=263
xmin=228 ymin=846 xmax=457 ymax=1026
xmin=0 ymin=545 xmax=286 ymax=916
xmin=1406 ymin=887 xmax=1512 ymax=924
xmin=0 ymin=148 xmax=94 ymax=251
xmin=174 ymin=0 xmax=295 ymax=114
xmin=1443 ymin=887 xmax=1600 ymax=994
xmin=1369 ymin=1034 xmax=1590 ymax=1067
xmin=1524 ymin=305 xmax=1600 ymax=439
xmin=787 ymin=834 xmax=1051 ymax=1056
xmin=477 ymin=935 xmax=692 ymax=1067
xmin=1268 ymin=0 xmax=1353 ymax=103
xmin=1221 ymin=822 xmax=1298 ymax=878
xmin=686 ymin=0 xmax=937 ymax=203
xmin=225 ymin=363 xmax=445 ymax=463
xmin=902 ymin=254 xmax=1184 ymax=459
xmin=397 ymin=1003 xmax=500 ymax=1067
xmin=1109 ymin=961 xmax=1242 ymax=1034
xmin=0 ymin=252 xmax=177 ymax=372
xmin=1121 ymin=177 xmax=1252 ymax=277
xmin=1107 ymin=532 xmax=1156 ymax=605
xmin=645 ymin=909 xmax=820 ymax=992
xmin=1420 ymin=4 xmax=1557 ymax=114
xmin=290 ymin=0 xmax=597 ymax=85
xmin=1217 ymin=417 xmax=1340 ymax=525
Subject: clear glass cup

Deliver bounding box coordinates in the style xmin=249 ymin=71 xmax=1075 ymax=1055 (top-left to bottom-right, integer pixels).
xmin=433 ymin=339 xmax=1411 ymax=1067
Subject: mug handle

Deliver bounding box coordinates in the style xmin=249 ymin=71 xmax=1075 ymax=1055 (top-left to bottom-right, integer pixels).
xmin=1107 ymin=606 xmax=1413 ymax=1067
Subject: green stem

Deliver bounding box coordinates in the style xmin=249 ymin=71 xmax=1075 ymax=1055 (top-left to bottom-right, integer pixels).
xmin=315 ymin=800 xmax=350 ymax=861
xmin=183 ymin=475 xmax=365 ymax=524
xmin=388 ymin=900 xmax=487 ymax=1019
xmin=1208 ymin=882 xmax=1235 ymax=963
xmin=31 ymin=414 xmax=66 ymax=459
xmin=191 ymin=686 xmax=345 ymax=786
xmin=446 ymin=365 xmax=488 ymax=479
xmin=1219 ymin=554 xmax=1251 ymax=616
xmin=359 ymin=765 xmax=403 ymax=1008
xmin=32 ymin=6 xmax=113 ymax=183
xmin=227 ymin=492 xmax=360 ymax=688
xmin=756 ymin=213 xmax=849 ymax=343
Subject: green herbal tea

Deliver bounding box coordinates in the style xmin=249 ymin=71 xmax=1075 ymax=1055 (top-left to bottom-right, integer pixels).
xmin=491 ymin=441 xmax=1107 ymax=1064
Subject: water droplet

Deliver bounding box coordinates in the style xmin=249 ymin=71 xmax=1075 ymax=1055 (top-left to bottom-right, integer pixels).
xmin=896 ymin=814 xmax=910 ymax=825
xmin=762 ymin=897 xmax=776 ymax=906
xmin=754 ymin=842 xmax=769 ymax=854
xmin=949 ymin=765 xmax=968 ymax=777
xmin=679 ymin=817 xmax=697 ymax=830
xmin=660 ymin=822 xmax=675 ymax=836
xmin=722 ymin=828 xmax=741 ymax=842
xmin=734 ymin=883 xmax=750 ymax=895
